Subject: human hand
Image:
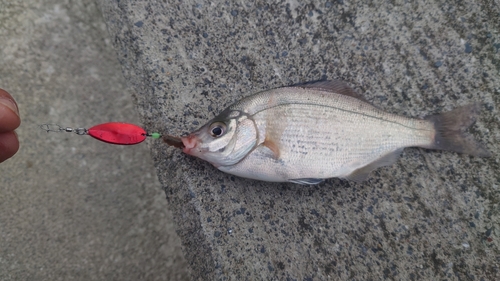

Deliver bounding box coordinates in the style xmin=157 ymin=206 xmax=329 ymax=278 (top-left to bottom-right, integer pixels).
xmin=0 ymin=89 xmax=20 ymax=163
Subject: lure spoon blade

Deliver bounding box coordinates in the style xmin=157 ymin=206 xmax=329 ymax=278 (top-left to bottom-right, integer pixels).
xmin=88 ymin=122 xmax=147 ymax=145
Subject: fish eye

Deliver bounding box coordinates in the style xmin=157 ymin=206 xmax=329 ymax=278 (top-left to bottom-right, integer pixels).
xmin=209 ymin=122 xmax=226 ymax=137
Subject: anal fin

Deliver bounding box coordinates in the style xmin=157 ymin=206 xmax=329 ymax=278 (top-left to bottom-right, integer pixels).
xmin=288 ymin=178 xmax=324 ymax=185
xmin=345 ymin=149 xmax=403 ymax=183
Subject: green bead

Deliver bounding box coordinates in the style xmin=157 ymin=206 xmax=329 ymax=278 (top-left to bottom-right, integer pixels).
xmin=151 ymin=132 xmax=161 ymax=139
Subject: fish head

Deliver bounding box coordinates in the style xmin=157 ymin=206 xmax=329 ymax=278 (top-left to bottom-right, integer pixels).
xmin=181 ymin=109 xmax=258 ymax=167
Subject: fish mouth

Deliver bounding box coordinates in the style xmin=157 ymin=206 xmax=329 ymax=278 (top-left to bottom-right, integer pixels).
xmin=163 ymin=134 xmax=202 ymax=156
xmin=180 ymin=135 xmax=199 ymax=155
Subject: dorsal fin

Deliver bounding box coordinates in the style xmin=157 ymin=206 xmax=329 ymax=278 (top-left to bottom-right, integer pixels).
xmin=294 ymin=80 xmax=369 ymax=103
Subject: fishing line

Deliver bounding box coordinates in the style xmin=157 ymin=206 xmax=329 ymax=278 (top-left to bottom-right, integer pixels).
xmin=39 ymin=122 xmax=183 ymax=147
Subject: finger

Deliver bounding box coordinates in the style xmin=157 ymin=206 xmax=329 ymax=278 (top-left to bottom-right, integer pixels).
xmin=0 ymin=131 xmax=20 ymax=163
xmin=0 ymin=89 xmax=21 ymax=133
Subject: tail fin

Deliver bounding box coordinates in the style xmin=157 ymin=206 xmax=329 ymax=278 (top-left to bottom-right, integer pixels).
xmin=425 ymin=104 xmax=491 ymax=157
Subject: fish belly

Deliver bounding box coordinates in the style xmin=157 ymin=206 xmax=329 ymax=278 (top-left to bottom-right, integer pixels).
xmin=220 ymin=97 xmax=434 ymax=182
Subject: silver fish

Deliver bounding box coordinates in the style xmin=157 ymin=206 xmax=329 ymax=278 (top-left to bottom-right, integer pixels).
xmin=179 ymin=80 xmax=490 ymax=184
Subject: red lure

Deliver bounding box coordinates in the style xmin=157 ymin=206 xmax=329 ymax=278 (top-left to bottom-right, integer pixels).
xmin=40 ymin=122 xmax=182 ymax=147
xmin=88 ymin=122 xmax=146 ymax=145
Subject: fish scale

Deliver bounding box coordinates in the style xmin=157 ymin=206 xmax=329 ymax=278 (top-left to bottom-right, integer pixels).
xmin=179 ymin=80 xmax=490 ymax=184
xmin=235 ymin=100 xmax=434 ymax=181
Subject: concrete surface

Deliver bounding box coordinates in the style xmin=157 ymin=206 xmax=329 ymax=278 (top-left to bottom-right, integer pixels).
xmin=0 ymin=1 xmax=189 ymax=280
xmin=100 ymin=0 xmax=500 ymax=280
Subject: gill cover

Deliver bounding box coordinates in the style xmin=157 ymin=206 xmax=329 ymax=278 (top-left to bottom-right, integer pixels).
xmin=190 ymin=110 xmax=258 ymax=167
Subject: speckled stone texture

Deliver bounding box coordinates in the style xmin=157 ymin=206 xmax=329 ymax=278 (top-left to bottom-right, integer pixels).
xmin=99 ymin=0 xmax=499 ymax=280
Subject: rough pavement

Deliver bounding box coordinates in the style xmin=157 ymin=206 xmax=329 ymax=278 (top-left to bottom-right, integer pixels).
xmin=0 ymin=1 xmax=189 ymax=280
xmin=100 ymin=0 xmax=499 ymax=280
xmin=1 ymin=0 xmax=498 ymax=280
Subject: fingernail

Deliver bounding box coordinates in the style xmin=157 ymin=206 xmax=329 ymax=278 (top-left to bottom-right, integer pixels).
xmin=0 ymin=97 xmax=19 ymax=117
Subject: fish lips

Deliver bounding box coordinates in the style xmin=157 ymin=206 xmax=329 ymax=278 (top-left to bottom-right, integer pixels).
xmin=181 ymin=134 xmax=201 ymax=155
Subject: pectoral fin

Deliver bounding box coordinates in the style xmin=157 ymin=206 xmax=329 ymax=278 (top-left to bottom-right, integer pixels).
xmin=289 ymin=178 xmax=324 ymax=185
xmin=262 ymin=138 xmax=280 ymax=159
xmin=345 ymin=149 xmax=403 ymax=183
xmin=261 ymin=106 xmax=285 ymax=160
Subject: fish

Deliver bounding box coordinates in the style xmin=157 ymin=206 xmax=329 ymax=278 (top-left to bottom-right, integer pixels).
xmin=173 ymin=80 xmax=490 ymax=185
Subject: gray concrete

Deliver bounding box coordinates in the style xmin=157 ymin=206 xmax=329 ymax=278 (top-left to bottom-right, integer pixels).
xmin=0 ymin=1 xmax=189 ymax=280
xmin=100 ymin=0 xmax=500 ymax=280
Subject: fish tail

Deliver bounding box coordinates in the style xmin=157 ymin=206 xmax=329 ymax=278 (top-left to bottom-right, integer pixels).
xmin=424 ymin=103 xmax=491 ymax=157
